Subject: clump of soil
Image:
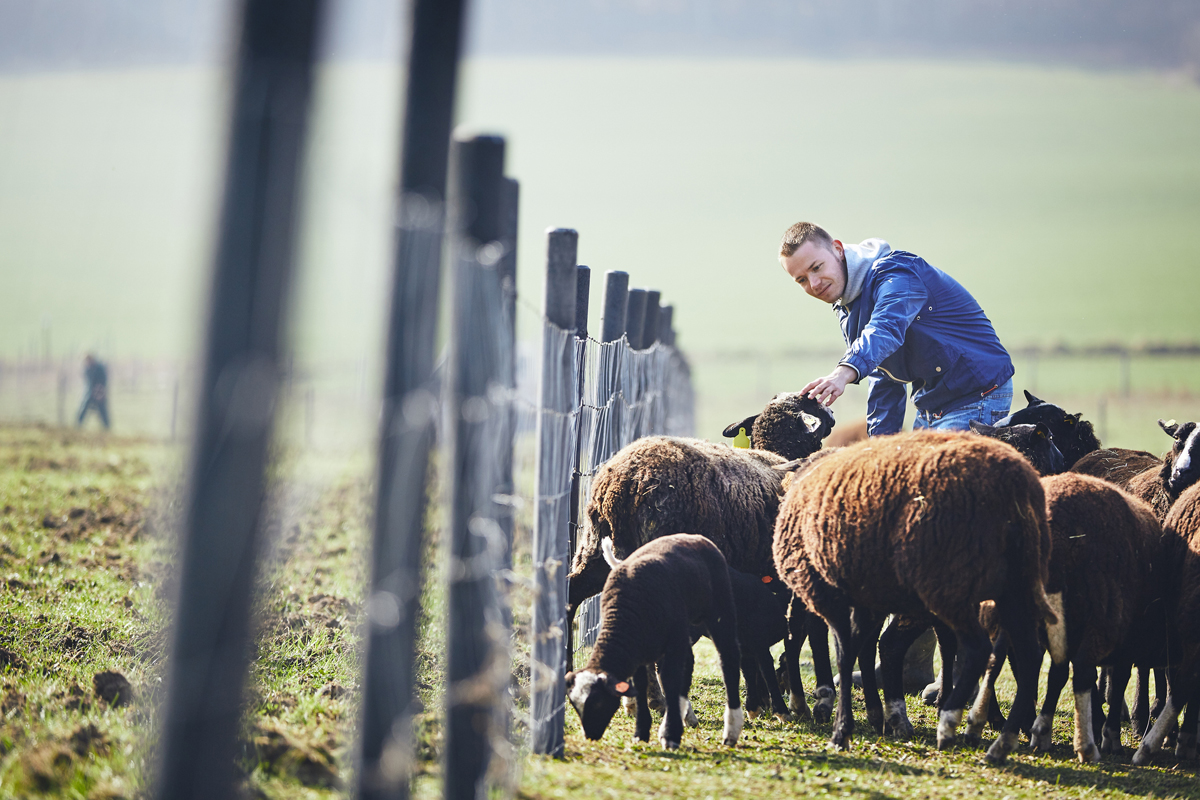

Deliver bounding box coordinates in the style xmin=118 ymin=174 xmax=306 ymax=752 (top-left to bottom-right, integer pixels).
xmin=68 ymin=723 xmax=108 ymax=756
xmin=250 ymin=721 xmax=340 ymax=788
xmin=20 ymin=743 xmax=75 ymax=791
xmin=93 ymin=671 xmax=133 ymax=707
xmin=0 ymin=648 xmax=25 ymax=670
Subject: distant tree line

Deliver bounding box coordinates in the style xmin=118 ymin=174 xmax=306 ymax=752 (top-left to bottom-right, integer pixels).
xmin=2 ymin=0 xmax=1198 ymax=73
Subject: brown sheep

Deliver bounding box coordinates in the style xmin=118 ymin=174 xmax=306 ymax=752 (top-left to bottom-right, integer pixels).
xmin=1132 ymin=481 xmax=1200 ymax=765
xmin=773 ymin=431 xmax=1062 ymax=763
xmin=968 ymin=474 xmax=1163 ymax=762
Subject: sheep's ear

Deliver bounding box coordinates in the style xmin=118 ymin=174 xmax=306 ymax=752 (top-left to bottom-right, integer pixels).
xmin=1160 ymin=419 xmax=1180 ymax=438
xmin=723 ymin=414 xmax=758 ymax=438
xmin=1023 ymin=390 xmax=1044 ymax=407
xmin=1066 ymin=413 xmax=1081 ymax=426
xmin=968 ymin=420 xmax=993 ymax=434
xmin=565 ymin=671 xmax=577 ymax=691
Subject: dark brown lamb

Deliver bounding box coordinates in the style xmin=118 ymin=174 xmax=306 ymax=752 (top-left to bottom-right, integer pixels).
xmin=773 ymin=431 xmax=1060 ymax=764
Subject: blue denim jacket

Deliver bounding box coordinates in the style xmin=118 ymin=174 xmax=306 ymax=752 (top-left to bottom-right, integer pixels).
xmin=834 ymin=250 xmax=1013 ymax=436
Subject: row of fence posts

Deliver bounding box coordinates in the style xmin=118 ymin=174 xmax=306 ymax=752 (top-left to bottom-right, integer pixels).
xmin=150 ymin=1 xmax=692 ymax=798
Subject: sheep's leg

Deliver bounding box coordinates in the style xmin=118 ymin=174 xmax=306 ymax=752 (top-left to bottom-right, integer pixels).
xmin=1090 ymin=680 xmax=1105 ymax=744
xmin=1102 ymin=661 xmax=1133 ymax=754
xmin=632 ymin=665 xmax=652 ymax=742
xmin=1099 ymin=662 xmax=1128 ymax=753
xmin=932 ymin=620 xmax=958 ymax=710
xmin=655 ymin=642 xmax=693 ymax=750
xmin=1175 ymin=686 xmax=1200 ymax=760
xmin=754 ymin=643 xmax=792 ymax=722
xmin=878 ymin=615 xmax=929 ymax=738
xmin=825 ymin=606 xmax=858 ymax=751
xmin=935 ymin=623 xmax=989 ymax=752
xmin=987 ymin=616 xmax=1047 ymax=765
xmin=965 ymin=632 xmax=1009 ymax=745
xmin=1029 ymin=659 xmax=1069 ymax=753
xmin=1071 ymin=662 xmax=1101 ymax=763
xmin=707 ymin=603 xmax=745 ymax=746
xmin=782 ymin=597 xmax=813 ymax=721
xmin=857 ymin=617 xmax=886 ymax=734
xmin=742 ymin=656 xmax=764 ymax=719
xmin=1132 ymin=666 xmax=1152 ymax=739
xmin=805 ymin=609 xmax=836 ymax=724
xmin=1133 ymin=691 xmax=1181 ymax=765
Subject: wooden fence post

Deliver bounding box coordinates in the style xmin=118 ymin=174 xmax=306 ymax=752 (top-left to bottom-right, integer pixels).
xmin=154 ymin=1 xmax=324 ymax=797
xmin=531 ymin=228 xmax=578 ymax=757
xmin=625 ymin=289 xmax=647 ymax=350
xmin=355 ymin=0 xmax=467 ymax=796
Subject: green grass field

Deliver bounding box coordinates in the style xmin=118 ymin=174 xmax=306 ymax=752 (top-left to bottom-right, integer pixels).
xmin=3 ymin=57 xmax=1200 ymax=449
xmin=3 ymin=425 xmax=1200 ymax=799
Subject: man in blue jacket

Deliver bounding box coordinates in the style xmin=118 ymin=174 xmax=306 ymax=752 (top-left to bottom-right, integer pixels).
xmin=780 ymin=221 xmax=1014 ymax=434
xmin=780 ymin=221 xmax=1014 ymax=699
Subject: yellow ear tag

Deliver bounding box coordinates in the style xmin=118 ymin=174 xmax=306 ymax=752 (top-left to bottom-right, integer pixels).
xmin=733 ymin=426 xmax=751 ymax=449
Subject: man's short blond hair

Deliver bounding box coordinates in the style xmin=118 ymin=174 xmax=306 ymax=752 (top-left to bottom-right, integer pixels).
xmin=779 ymin=222 xmax=833 ymax=258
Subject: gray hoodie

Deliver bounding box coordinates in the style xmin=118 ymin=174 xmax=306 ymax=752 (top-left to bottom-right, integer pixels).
xmin=836 ymin=238 xmax=892 ymax=308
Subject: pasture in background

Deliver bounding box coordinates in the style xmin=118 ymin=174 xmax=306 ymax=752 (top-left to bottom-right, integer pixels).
xmin=3 ymin=58 xmax=1200 ymax=452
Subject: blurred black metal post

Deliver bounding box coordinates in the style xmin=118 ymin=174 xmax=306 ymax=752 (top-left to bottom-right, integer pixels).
xmin=154 ymin=1 xmax=324 ymax=798
xmin=531 ymin=228 xmax=578 ymax=756
xmin=625 ymin=288 xmax=647 ymax=350
xmin=565 ymin=265 xmax=591 ymax=667
xmin=356 ymin=0 xmax=466 ymax=797
xmin=444 ymin=133 xmax=508 ymax=800
xmin=642 ymin=289 xmax=661 ymax=347
xmin=659 ymin=305 xmax=675 ymax=347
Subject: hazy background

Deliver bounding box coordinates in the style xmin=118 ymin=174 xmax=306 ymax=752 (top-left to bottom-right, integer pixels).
xmin=3 ymin=0 xmax=1200 ymax=450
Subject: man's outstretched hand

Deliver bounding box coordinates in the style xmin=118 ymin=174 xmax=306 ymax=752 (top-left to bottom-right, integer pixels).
xmin=801 ymin=364 xmax=858 ymax=406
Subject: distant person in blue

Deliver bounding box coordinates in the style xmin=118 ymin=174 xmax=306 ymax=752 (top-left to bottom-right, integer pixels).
xmin=77 ymin=353 xmax=111 ymax=430
xmin=779 ymin=221 xmax=1014 ymax=699
xmin=779 ymin=222 xmax=1014 ymax=435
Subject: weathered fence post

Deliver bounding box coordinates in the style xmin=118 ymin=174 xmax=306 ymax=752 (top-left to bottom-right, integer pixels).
xmin=495 ymin=177 xmax=520 ymax=576
xmin=531 ymin=228 xmax=578 ymax=757
xmin=356 ymin=0 xmax=466 ymax=797
xmin=659 ymin=305 xmax=675 ymax=347
xmin=565 ymin=265 xmax=591 ymax=666
xmin=154 ymin=1 xmax=325 ymax=797
xmin=625 ymin=288 xmax=647 ymax=350
xmin=643 ymin=289 xmax=661 ymax=347
xmin=444 ymin=133 xmax=508 ymax=800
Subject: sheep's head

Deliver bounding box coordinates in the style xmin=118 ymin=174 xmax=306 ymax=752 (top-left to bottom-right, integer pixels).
xmin=1159 ymin=419 xmax=1200 ymax=498
xmin=565 ymin=670 xmax=635 ymax=740
xmin=722 ymin=393 xmax=836 ymax=461
xmin=969 ymin=420 xmax=1065 ymax=476
xmin=993 ymin=390 xmax=1100 ymax=468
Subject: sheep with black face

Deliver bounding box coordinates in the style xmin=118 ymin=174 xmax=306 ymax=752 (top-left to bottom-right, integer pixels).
xmin=969 ymin=420 xmax=1065 ymax=476
xmin=565 ymin=534 xmax=744 ymax=749
xmin=995 ymin=390 xmax=1101 ymax=469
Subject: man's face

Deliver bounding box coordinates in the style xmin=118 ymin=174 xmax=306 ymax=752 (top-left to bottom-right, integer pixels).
xmin=781 ymin=239 xmax=846 ymax=304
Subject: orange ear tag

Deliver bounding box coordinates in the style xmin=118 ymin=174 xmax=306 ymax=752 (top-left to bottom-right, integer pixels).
xmin=614 ymin=681 xmax=630 ymax=693
xmin=761 ymin=576 xmax=772 ymax=583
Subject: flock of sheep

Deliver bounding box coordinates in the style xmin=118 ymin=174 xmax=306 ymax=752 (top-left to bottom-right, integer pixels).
xmin=563 ymin=389 xmax=1200 ymax=767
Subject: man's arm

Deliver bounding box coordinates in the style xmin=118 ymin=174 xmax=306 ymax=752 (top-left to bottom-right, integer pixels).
xmin=866 ymin=370 xmax=907 ymax=436
xmin=838 ymin=269 xmax=927 ymax=382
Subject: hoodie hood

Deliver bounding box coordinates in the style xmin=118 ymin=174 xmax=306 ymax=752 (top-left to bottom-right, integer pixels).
xmin=837 ymin=238 xmax=892 ymax=307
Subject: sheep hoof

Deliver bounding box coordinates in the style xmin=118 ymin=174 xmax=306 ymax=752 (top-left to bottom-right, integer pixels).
xmin=1132 ymin=745 xmax=1153 ymax=766
xmin=789 ymin=693 xmax=813 ymax=722
xmin=937 ymin=733 xmax=957 ymax=751
xmin=829 ymin=732 xmax=852 ymax=752
xmin=813 ymin=686 xmax=835 ymax=724
xmin=961 ymin=729 xmax=981 ymax=747
xmin=1100 ymin=729 xmax=1122 ymax=755
xmin=1029 ymin=715 xmax=1053 ymax=753
xmin=985 ymin=732 xmax=1019 ymax=765
xmin=1077 ymin=744 xmax=1101 ymax=764
xmin=866 ymin=706 xmax=885 ymax=734
xmin=1175 ymin=734 xmax=1197 ymax=761
xmin=660 ymin=738 xmax=680 ymax=750
xmin=775 ymin=711 xmax=794 ymax=724
xmin=746 ymin=709 xmax=760 ymax=721
xmin=722 ymin=707 xmax=744 ymax=746
xmin=885 ymin=717 xmax=914 ymax=740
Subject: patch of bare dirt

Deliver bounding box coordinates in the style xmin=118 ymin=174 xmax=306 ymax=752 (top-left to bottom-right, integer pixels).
xmin=250 ymin=721 xmax=340 ymax=788
xmin=93 ymin=671 xmax=132 ymax=708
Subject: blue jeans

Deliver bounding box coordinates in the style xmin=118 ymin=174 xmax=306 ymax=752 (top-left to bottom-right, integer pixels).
xmin=913 ymin=379 xmax=1012 ymax=432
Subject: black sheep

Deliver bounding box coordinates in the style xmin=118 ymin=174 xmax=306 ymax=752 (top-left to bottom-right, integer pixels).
xmin=969 ymin=420 xmax=1065 ymax=476
xmin=565 ymin=534 xmax=744 ymax=749
xmin=995 ymin=390 xmax=1101 ymax=469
